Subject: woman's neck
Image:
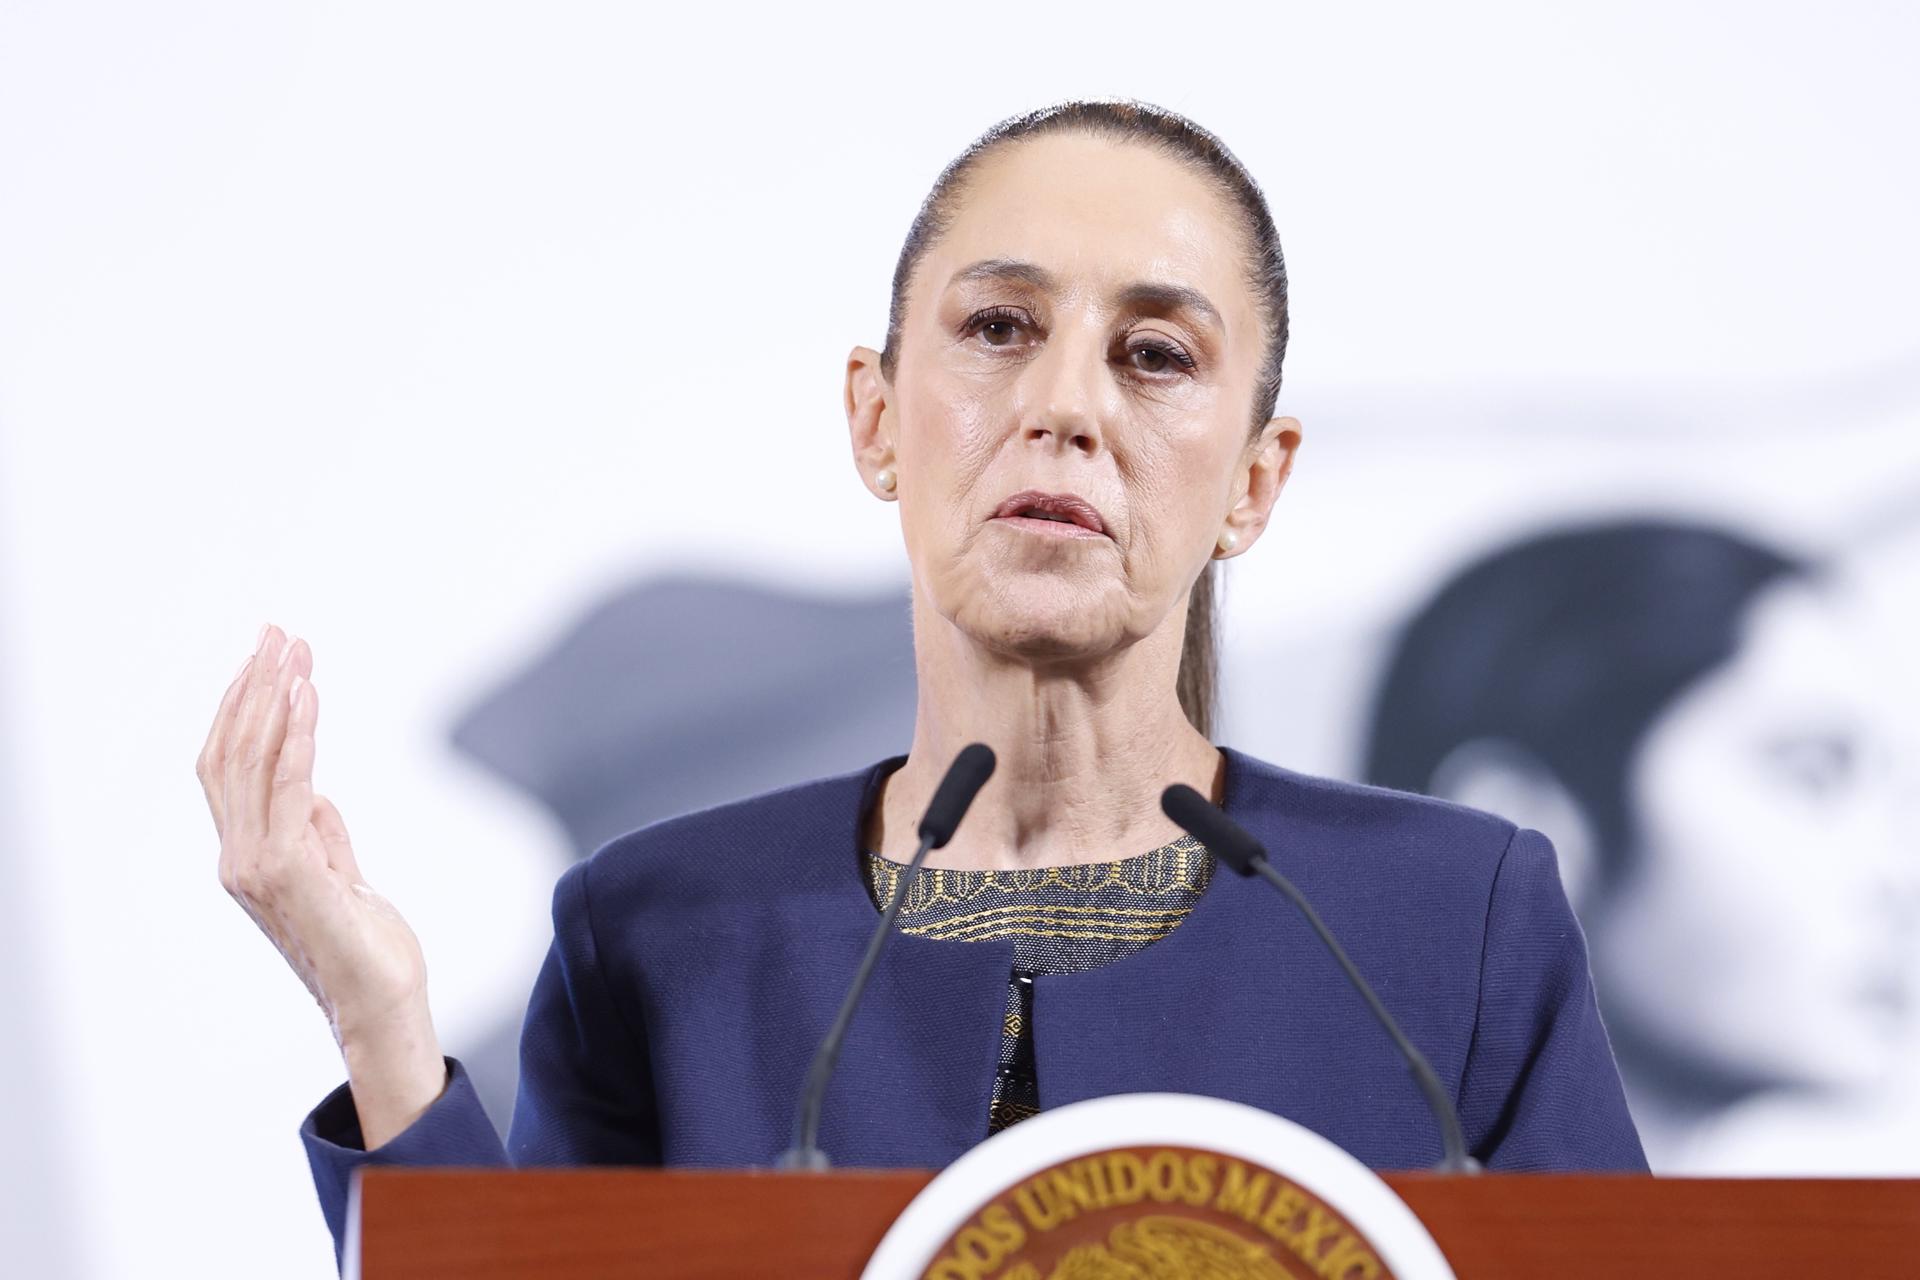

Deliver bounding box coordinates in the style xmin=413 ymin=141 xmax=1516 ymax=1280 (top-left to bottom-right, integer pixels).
xmin=868 ymin=596 xmax=1224 ymax=871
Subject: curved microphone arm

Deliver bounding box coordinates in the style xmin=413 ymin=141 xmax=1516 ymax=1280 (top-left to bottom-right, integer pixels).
xmin=1161 ymin=782 xmax=1481 ymax=1174
xmin=777 ymin=828 xmax=936 ymax=1170
xmin=777 ymin=743 xmax=996 ymax=1170
xmin=1244 ymin=854 xmax=1479 ymax=1172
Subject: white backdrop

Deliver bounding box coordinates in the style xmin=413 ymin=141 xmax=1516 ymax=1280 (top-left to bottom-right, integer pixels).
xmin=2 ymin=3 xmax=1917 ymax=1275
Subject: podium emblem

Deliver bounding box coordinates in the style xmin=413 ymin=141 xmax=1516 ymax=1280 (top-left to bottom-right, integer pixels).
xmin=863 ymin=1094 xmax=1456 ymax=1280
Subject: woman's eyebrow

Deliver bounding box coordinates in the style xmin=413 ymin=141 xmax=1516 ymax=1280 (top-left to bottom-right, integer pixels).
xmin=949 ymin=257 xmax=1057 ymax=292
xmin=1116 ymin=281 xmax=1225 ymax=337
xmin=947 ymin=258 xmax=1224 ymax=335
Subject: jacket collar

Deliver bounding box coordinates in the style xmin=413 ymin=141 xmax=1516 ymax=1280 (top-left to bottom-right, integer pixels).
xmin=825 ymin=745 xmax=1275 ymax=953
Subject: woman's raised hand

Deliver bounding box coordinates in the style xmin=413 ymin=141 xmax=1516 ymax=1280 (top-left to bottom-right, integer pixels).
xmin=199 ymin=624 xmax=447 ymax=1146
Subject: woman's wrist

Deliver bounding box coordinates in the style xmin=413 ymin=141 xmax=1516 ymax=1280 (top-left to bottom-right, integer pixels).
xmin=338 ymin=1009 xmax=448 ymax=1150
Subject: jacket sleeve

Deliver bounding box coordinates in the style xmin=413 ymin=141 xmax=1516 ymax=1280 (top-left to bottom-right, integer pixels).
xmin=298 ymin=853 xmax=661 ymax=1272
xmin=1456 ymin=826 xmax=1650 ymax=1171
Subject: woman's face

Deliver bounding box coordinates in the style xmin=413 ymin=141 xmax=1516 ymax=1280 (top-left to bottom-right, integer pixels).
xmin=865 ymin=133 xmax=1296 ymax=668
xmin=1592 ymin=577 xmax=1917 ymax=1091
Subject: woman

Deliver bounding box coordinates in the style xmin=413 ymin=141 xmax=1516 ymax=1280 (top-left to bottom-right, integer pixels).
xmin=197 ymin=100 xmax=1647 ymax=1267
xmin=1364 ymin=519 xmax=1916 ymax=1170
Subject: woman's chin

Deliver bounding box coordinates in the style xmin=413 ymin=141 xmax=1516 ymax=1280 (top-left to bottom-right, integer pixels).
xmin=955 ymin=600 xmax=1129 ymax=663
xmin=927 ymin=567 xmax=1144 ymax=661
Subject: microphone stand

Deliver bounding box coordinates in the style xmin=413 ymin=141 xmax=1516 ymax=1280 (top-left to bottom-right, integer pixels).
xmin=778 ymin=742 xmax=996 ymax=1170
xmin=776 ymin=827 xmax=937 ymax=1170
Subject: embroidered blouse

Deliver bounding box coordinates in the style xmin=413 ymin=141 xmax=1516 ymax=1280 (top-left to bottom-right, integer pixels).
xmin=861 ymin=834 xmax=1214 ymax=1135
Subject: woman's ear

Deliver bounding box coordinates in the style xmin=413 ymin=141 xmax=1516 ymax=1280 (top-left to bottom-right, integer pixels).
xmin=846 ymin=344 xmax=898 ymax=500
xmin=1427 ymin=737 xmax=1602 ymax=914
xmin=1215 ymin=416 xmax=1302 ymax=559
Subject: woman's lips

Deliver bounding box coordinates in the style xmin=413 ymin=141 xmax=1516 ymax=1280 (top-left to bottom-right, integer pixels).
xmin=988 ymin=489 xmax=1112 ymax=538
xmin=991 ymin=513 xmax=1109 ymax=540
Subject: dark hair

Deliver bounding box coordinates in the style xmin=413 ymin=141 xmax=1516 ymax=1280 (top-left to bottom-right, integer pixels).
xmin=1362 ymin=519 xmax=1812 ymax=886
xmin=878 ymin=98 xmax=1290 ymax=738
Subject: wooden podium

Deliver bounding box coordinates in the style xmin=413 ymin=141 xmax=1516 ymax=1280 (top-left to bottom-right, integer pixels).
xmin=352 ymin=1167 xmax=1920 ymax=1278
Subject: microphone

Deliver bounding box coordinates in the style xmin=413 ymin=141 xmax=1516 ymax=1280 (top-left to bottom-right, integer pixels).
xmin=777 ymin=743 xmax=997 ymax=1170
xmin=1161 ymin=783 xmax=1481 ymax=1174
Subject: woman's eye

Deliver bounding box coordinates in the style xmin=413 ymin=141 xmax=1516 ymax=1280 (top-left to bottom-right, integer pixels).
xmin=1128 ymin=340 xmax=1196 ymax=376
xmin=964 ymin=308 xmax=1030 ymax=348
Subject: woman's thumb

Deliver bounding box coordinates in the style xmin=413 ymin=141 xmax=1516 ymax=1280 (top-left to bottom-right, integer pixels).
xmin=311 ymin=794 xmax=366 ymax=885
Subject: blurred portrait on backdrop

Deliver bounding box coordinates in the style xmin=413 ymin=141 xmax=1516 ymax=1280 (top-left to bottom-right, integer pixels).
xmin=1363 ymin=518 xmax=1919 ymax=1171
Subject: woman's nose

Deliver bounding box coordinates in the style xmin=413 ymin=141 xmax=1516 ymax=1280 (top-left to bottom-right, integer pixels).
xmin=1019 ymin=329 xmax=1110 ymax=456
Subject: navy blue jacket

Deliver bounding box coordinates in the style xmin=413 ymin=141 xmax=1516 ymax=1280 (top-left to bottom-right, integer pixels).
xmin=299 ymin=747 xmax=1647 ymax=1268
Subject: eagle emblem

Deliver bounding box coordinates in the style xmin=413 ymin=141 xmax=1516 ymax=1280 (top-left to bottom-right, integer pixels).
xmin=998 ymin=1214 xmax=1295 ymax=1280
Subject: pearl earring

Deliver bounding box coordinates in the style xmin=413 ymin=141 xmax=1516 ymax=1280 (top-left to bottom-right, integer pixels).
xmin=875 ymin=468 xmax=897 ymax=493
xmin=1216 ymin=528 xmax=1239 ymax=553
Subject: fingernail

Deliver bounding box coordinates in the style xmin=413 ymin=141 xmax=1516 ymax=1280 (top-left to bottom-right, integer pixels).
xmin=289 ymin=674 xmax=307 ymax=712
xmin=232 ymin=653 xmax=253 ymax=683
xmin=278 ymin=635 xmax=300 ymax=670
xmin=256 ymin=623 xmax=271 ymax=649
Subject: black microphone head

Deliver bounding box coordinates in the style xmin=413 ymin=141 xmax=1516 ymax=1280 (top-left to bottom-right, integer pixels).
xmin=1160 ymin=782 xmax=1265 ymax=875
xmin=919 ymin=743 xmax=997 ymax=849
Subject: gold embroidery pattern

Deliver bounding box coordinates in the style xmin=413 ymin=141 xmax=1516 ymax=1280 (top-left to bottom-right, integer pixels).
xmin=907 ymin=905 xmax=1192 ymax=943
xmin=989 ymin=1096 xmax=1042 ymax=1131
xmin=864 ymin=835 xmax=1213 ymax=922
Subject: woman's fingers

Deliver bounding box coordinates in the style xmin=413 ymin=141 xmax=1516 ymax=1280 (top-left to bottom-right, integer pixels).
xmin=204 ymin=624 xmax=280 ymax=828
xmin=267 ymin=672 xmax=317 ymax=856
xmin=223 ymin=626 xmax=287 ymax=838
xmin=197 ymin=652 xmax=256 ymax=833
xmin=230 ymin=631 xmax=307 ymax=840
